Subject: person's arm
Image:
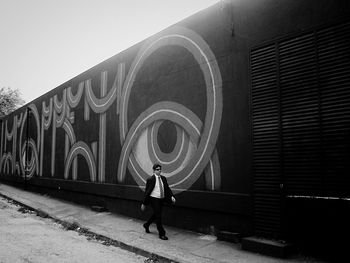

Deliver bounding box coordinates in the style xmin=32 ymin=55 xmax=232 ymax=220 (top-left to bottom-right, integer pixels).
xmin=141 ymin=177 xmax=151 ymax=211
xmin=163 ymin=176 xmax=176 ymax=204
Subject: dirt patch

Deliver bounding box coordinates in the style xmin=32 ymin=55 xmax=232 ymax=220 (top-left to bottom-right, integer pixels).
xmin=1 ymin=196 xmax=173 ymax=263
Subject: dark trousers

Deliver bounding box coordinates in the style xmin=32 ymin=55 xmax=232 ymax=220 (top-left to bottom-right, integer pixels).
xmin=145 ymin=197 xmax=165 ymax=236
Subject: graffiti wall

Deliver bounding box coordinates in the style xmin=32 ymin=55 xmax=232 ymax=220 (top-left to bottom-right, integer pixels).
xmin=0 ymin=5 xmax=251 ymax=233
xmin=1 ymin=25 xmax=224 ymax=188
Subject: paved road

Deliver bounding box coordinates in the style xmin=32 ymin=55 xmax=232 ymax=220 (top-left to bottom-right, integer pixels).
xmin=0 ymin=197 xmax=146 ymax=263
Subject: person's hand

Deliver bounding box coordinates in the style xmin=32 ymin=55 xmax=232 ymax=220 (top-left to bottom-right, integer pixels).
xmin=141 ymin=204 xmax=146 ymax=211
xmin=171 ymin=196 xmax=176 ymax=204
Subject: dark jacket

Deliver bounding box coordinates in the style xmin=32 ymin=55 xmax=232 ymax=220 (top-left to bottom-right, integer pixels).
xmin=143 ymin=175 xmax=174 ymax=205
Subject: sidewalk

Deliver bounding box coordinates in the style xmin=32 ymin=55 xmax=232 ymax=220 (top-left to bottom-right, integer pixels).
xmin=0 ymin=183 xmax=318 ymax=263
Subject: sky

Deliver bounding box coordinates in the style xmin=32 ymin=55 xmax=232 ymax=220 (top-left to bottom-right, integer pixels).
xmin=0 ymin=0 xmax=220 ymax=104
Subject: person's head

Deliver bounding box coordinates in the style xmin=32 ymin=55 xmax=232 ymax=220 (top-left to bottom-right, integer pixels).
xmin=153 ymin=164 xmax=161 ymax=174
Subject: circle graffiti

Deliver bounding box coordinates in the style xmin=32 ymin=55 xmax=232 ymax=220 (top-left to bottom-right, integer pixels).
xmin=118 ymin=26 xmax=222 ymax=192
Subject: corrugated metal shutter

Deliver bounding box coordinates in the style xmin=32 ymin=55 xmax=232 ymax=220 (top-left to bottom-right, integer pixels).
xmin=251 ymin=45 xmax=283 ymax=237
xmin=279 ymin=32 xmax=322 ymax=196
xmin=318 ymin=22 xmax=350 ymax=197
xmin=251 ymin=20 xmax=350 ymax=237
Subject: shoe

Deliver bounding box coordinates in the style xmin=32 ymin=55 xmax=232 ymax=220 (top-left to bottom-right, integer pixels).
xmin=159 ymin=235 xmax=168 ymax=240
xmin=143 ymin=223 xmax=150 ymax=233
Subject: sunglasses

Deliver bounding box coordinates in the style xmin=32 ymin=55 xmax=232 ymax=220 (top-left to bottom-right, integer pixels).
xmin=155 ymin=168 xmax=161 ymax=171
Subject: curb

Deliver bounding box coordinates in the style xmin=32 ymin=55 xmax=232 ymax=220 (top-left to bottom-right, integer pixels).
xmin=0 ymin=192 xmax=179 ymax=263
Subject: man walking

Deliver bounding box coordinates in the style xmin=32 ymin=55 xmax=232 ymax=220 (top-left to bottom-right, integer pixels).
xmin=141 ymin=164 xmax=176 ymax=240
